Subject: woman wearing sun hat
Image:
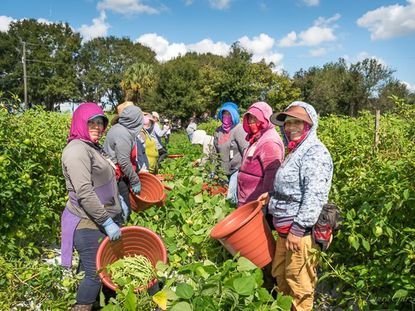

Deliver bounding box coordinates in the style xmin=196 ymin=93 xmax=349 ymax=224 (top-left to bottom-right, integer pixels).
xmin=258 ymin=101 xmax=333 ymax=311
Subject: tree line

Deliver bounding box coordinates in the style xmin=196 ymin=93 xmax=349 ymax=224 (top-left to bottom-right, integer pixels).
xmin=0 ymin=19 xmax=413 ymax=119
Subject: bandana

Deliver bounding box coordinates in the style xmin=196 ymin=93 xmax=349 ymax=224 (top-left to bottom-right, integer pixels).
xmin=286 ymin=122 xmax=311 ymax=152
xmin=222 ymin=114 xmax=233 ymax=133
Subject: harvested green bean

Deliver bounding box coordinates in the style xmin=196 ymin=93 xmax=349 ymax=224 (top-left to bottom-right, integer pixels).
xmin=106 ymin=254 xmax=156 ymax=289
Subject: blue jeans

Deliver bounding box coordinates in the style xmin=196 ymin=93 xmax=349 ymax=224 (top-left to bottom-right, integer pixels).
xmin=226 ymin=171 xmax=238 ymax=204
xmin=74 ymin=228 xmax=105 ymax=304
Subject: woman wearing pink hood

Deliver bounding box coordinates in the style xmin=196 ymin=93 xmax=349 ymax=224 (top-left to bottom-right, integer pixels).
xmin=237 ymin=101 xmax=285 ymax=207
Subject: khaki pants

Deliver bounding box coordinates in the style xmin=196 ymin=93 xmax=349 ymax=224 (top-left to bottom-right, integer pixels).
xmin=271 ymin=235 xmax=319 ymax=311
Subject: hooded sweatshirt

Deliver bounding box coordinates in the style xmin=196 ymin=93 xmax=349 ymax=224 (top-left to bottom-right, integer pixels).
xmin=103 ymin=105 xmax=143 ymax=187
xmin=62 ymin=103 xmax=121 ymax=227
xmin=268 ymin=101 xmax=333 ymax=237
xmin=237 ymin=102 xmax=285 ymax=207
xmin=214 ymin=102 xmax=248 ymax=176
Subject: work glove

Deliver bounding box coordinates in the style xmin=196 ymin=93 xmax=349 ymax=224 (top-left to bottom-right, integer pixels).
xmin=131 ymin=181 xmax=141 ymax=194
xmin=119 ymin=195 xmax=130 ymax=223
xmin=102 ymin=218 xmax=121 ymax=241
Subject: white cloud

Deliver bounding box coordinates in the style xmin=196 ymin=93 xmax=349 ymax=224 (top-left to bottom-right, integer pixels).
xmin=237 ymin=33 xmax=284 ymax=66
xmin=278 ymin=14 xmax=339 ymax=47
xmin=309 ymin=47 xmax=327 ymax=57
xmin=187 ymin=39 xmax=229 ymax=56
xmin=356 ymin=51 xmax=386 ymax=66
xmin=357 ymin=1 xmax=415 ymax=40
xmin=403 ymin=81 xmax=415 ymax=92
xmin=97 ymin=0 xmax=158 ymax=15
xmin=279 ymin=31 xmax=297 ymax=47
xmin=209 ymin=0 xmax=231 ymax=10
xmin=78 ymin=12 xmax=110 ymax=42
xmin=136 ymin=33 xmax=284 ymax=69
xmin=0 ymin=16 xmax=56 ymax=32
xmin=0 ymin=15 xmax=14 ymax=32
xmin=303 ymin=0 xmax=319 ymax=7
xmin=137 ymin=33 xmax=187 ymax=62
xmin=239 ymin=33 xmax=275 ymax=55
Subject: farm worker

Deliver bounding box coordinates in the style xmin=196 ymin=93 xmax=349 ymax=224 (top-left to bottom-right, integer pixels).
xmin=259 ymin=101 xmax=333 ymax=311
xmin=186 ymin=117 xmax=198 ymax=142
xmin=150 ymin=111 xmax=170 ymax=166
xmin=213 ymin=102 xmax=249 ymax=204
xmin=191 ymin=129 xmax=215 ymax=165
xmin=103 ymin=101 xmax=143 ymax=221
xmin=141 ymin=113 xmax=159 ymax=173
xmin=237 ymin=101 xmax=284 ymax=207
xmin=163 ymin=118 xmax=172 ymax=145
xmin=60 ymin=103 xmax=122 ymax=310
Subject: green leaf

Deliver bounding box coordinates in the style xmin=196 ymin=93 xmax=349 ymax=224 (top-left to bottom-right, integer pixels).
xmin=124 ymin=287 xmax=137 ymax=311
xmin=194 ymin=193 xmax=203 ymax=204
xmin=276 ymin=293 xmax=292 ymax=310
xmin=403 ymin=189 xmax=409 ymax=200
xmin=392 ymin=289 xmax=408 ymax=300
xmin=361 ymin=239 xmax=370 ymax=252
xmin=171 ymin=301 xmax=193 ymax=311
xmin=175 ymin=283 xmax=194 ymax=299
xmin=233 ymin=276 xmax=256 ymax=296
xmin=237 ymin=257 xmax=257 ymax=272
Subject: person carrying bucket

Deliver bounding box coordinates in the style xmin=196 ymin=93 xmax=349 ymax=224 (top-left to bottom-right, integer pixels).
xmin=259 ymin=101 xmax=333 ymax=311
xmin=103 ymin=101 xmax=144 ymax=221
xmin=213 ymin=102 xmax=248 ymax=204
xmin=61 ymin=103 xmax=123 ymax=310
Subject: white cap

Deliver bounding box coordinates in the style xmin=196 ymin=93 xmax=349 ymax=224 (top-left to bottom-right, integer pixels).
xmin=151 ymin=111 xmax=160 ymax=120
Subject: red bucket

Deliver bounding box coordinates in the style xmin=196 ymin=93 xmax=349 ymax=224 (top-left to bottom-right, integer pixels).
xmin=96 ymin=226 xmax=168 ymax=292
xmin=130 ymin=172 xmax=168 ymax=212
xmin=210 ymin=200 xmax=275 ymax=268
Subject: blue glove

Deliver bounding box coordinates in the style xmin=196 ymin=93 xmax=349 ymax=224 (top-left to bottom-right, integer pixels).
xmin=119 ymin=195 xmax=129 ymax=223
xmin=131 ymin=181 xmax=141 ymax=194
xmin=102 ymin=218 xmax=121 ymax=241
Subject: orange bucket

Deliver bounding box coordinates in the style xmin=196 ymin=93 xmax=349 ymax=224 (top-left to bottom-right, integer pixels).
xmin=167 ymin=154 xmax=184 ymax=159
xmin=129 ymin=172 xmax=168 ymax=212
xmin=210 ymin=200 xmax=275 ymax=268
xmin=201 ymin=183 xmax=228 ymax=196
xmin=96 ymin=226 xmax=168 ymax=292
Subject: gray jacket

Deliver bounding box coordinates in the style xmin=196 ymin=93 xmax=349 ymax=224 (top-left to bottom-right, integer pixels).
xmin=268 ymin=101 xmax=333 ymax=231
xmin=103 ymin=106 xmax=143 ymax=187
xmin=62 ymin=140 xmax=121 ymax=225
xmin=214 ymin=123 xmax=248 ymax=176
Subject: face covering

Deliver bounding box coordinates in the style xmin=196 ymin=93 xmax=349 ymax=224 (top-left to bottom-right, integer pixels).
xmin=248 ymin=122 xmax=261 ymax=134
xmin=286 ymin=122 xmax=311 ymax=152
xmin=222 ymin=114 xmax=233 ymax=133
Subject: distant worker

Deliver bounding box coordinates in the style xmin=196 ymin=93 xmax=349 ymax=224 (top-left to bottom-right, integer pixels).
xmin=214 ymin=102 xmax=248 ymax=204
xmin=151 ymin=111 xmax=169 ymax=166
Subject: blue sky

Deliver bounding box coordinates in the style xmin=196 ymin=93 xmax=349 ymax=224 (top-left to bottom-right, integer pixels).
xmin=1 ymin=0 xmax=415 ymax=92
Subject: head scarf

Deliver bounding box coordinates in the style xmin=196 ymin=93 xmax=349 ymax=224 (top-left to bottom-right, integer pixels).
xmin=242 ymin=101 xmax=274 ymax=144
xmin=67 ymin=102 xmax=108 ymax=144
xmin=217 ymin=102 xmax=240 ymax=132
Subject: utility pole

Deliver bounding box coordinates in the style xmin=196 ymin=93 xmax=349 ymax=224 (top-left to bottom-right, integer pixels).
xmin=22 ymin=41 xmax=28 ymax=109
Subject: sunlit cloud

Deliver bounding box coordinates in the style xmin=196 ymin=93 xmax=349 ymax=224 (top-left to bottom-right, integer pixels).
xmin=357 ymin=0 xmax=415 ymax=40
xmin=78 ymin=11 xmax=109 ymax=42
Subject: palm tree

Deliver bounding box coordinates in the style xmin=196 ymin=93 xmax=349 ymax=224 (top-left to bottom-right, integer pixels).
xmin=120 ymin=62 xmax=156 ymax=103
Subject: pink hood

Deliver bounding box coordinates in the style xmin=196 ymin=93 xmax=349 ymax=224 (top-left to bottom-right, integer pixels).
xmin=243 ymin=101 xmax=274 ymax=140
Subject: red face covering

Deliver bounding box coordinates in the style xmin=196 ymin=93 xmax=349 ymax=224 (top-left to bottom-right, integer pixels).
xmin=286 ymin=122 xmax=311 ymax=152
xmin=248 ymin=122 xmax=261 ymax=134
